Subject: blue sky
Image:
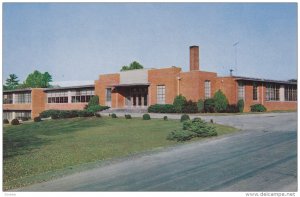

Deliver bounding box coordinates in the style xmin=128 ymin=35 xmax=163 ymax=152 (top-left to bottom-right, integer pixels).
xmin=3 ymin=3 xmax=297 ymax=83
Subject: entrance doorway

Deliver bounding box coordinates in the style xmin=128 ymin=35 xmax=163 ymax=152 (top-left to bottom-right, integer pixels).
xmin=124 ymin=87 xmax=148 ymax=108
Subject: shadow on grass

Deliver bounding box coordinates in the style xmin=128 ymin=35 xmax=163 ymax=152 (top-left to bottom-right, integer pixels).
xmin=3 ymin=117 xmax=106 ymax=159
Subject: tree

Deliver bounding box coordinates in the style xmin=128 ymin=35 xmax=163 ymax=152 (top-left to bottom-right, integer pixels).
xmin=120 ymin=61 xmax=144 ymax=71
xmin=213 ymin=90 xmax=228 ymax=112
xmin=173 ymin=95 xmax=187 ymax=113
xmin=24 ymin=70 xmax=53 ymax=88
xmin=5 ymin=74 xmax=19 ymax=90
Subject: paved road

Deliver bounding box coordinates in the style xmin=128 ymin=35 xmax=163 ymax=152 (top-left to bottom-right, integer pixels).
xmin=18 ymin=112 xmax=297 ymax=191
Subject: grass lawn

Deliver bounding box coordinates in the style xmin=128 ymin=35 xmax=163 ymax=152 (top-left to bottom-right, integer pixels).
xmin=3 ymin=116 xmax=238 ymax=190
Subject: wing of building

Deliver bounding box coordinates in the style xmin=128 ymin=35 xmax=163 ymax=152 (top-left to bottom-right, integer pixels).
xmin=3 ymin=46 xmax=297 ymax=120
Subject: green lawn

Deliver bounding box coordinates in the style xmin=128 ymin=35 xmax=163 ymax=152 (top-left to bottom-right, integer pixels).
xmin=3 ymin=116 xmax=238 ymax=190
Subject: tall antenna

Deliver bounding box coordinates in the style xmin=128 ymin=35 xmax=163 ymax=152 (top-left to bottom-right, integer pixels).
xmin=233 ymin=41 xmax=239 ymax=75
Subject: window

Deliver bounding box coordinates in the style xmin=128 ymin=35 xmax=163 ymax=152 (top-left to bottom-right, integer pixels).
xmin=285 ymin=85 xmax=297 ymax=101
xmin=15 ymin=111 xmax=31 ymax=119
xmin=3 ymin=93 xmax=13 ymax=104
xmin=15 ymin=93 xmax=31 ymax=103
xmin=3 ymin=111 xmax=13 ymax=120
xmin=157 ymin=85 xmax=165 ymax=104
xmin=238 ymin=82 xmax=245 ymax=100
xmin=253 ymin=82 xmax=258 ymax=101
xmin=71 ymin=89 xmax=94 ymax=103
xmin=106 ymin=88 xmax=112 ymax=102
xmin=47 ymin=91 xmax=68 ymax=103
xmin=204 ymin=80 xmax=211 ymax=99
xmin=266 ymin=84 xmax=280 ymax=101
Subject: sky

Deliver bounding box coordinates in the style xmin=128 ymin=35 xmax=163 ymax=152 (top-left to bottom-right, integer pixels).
xmin=3 ymin=3 xmax=298 ymax=84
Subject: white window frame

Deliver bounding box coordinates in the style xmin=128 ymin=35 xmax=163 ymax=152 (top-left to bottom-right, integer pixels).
xmin=157 ymin=85 xmax=166 ymax=104
xmin=204 ymin=80 xmax=211 ymax=99
xmin=238 ymin=82 xmax=245 ymax=100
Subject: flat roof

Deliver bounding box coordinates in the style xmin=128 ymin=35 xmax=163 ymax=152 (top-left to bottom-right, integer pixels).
xmin=108 ymin=83 xmax=150 ymax=88
xmin=44 ymin=84 xmax=95 ymax=91
xmin=233 ymin=76 xmax=297 ymax=85
xmin=3 ymin=85 xmax=95 ymax=93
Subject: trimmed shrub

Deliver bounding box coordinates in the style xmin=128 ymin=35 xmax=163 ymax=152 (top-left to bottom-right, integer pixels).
xmin=34 ymin=117 xmax=41 ymax=122
xmin=226 ymin=104 xmax=239 ymax=113
xmin=11 ymin=119 xmax=19 ymax=125
xmin=3 ymin=119 xmax=9 ymax=124
xmin=182 ymin=100 xmax=198 ymax=113
xmin=214 ymin=90 xmax=228 ymax=112
xmin=51 ymin=113 xmax=60 ymax=119
xmin=148 ymin=104 xmax=176 ymax=113
xmin=95 ymin=113 xmax=101 ymax=118
xmin=40 ymin=110 xmax=60 ymax=118
xmin=237 ymin=99 xmax=244 ymax=113
xmin=78 ymin=110 xmax=94 ymax=117
xmin=21 ymin=117 xmax=29 ymax=121
xmin=250 ymin=104 xmax=267 ymax=112
xmin=180 ymin=114 xmax=190 ymax=122
xmin=143 ymin=113 xmax=151 ymax=120
xmin=166 ymin=130 xmax=195 ymax=142
xmin=87 ymin=105 xmax=110 ymax=113
xmin=173 ymin=95 xmax=187 ymax=113
xmin=167 ymin=118 xmax=217 ymax=142
xmin=163 ymin=116 xmax=168 ymax=121
xmin=197 ymin=99 xmax=204 ymax=113
xmin=111 ymin=113 xmax=117 ymax=118
xmin=182 ymin=118 xmax=217 ymax=137
xmin=204 ymin=98 xmax=215 ymax=113
xmin=125 ymin=114 xmax=132 ymax=119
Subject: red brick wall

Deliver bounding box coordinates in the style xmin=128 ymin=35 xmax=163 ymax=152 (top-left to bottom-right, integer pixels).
xmin=214 ymin=77 xmax=237 ymax=104
xmin=96 ymin=73 xmax=120 ymax=107
xmin=3 ymin=103 xmax=31 ymax=111
xmin=180 ymin=71 xmax=217 ymax=102
xmin=45 ymin=103 xmax=87 ymax=111
xmin=31 ymin=89 xmax=46 ymax=118
xmin=148 ymin=67 xmax=181 ymax=105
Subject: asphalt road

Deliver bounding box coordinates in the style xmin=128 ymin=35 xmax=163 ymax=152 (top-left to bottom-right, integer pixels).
xmin=17 ymin=112 xmax=297 ymax=191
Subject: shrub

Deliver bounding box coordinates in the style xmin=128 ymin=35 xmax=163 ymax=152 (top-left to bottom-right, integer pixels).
xmin=87 ymin=105 xmax=110 ymax=113
xmin=34 ymin=117 xmax=42 ymax=122
xmin=51 ymin=113 xmax=60 ymax=119
xmin=3 ymin=119 xmax=9 ymax=124
xmin=125 ymin=114 xmax=132 ymax=119
xmin=226 ymin=104 xmax=239 ymax=113
xmin=163 ymin=116 xmax=168 ymax=121
xmin=166 ymin=130 xmax=195 ymax=142
xmin=148 ymin=104 xmax=176 ymax=113
xmin=204 ymin=98 xmax=215 ymax=113
xmin=86 ymin=95 xmax=99 ymax=109
xmin=173 ymin=95 xmax=187 ymax=113
xmin=180 ymin=114 xmax=190 ymax=122
xmin=143 ymin=113 xmax=151 ymax=120
xmin=237 ymin=99 xmax=244 ymax=113
xmin=40 ymin=110 xmax=60 ymax=118
xmin=182 ymin=118 xmax=217 ymax=137
xmin=197 ymin=99 xmax=204 ymax=113
xmin=11 ymin=119 xmax=19 ymax=125
xmin=111 ymin=113 xmax=117 ymax=118
xmin=95 ymin=113 xmax=101 ymax=118
xmin=182 ymin=100 xmax=198 ymax=113
xmin=250 ymin=104 xmax=267 ymax=112
xmin=213 ymin=90 xmax=228 ymax=112
xmin=21 ymin=117 xmax=29 ymax=121
xmin=78 ymin=110 xmax=94 ymax=117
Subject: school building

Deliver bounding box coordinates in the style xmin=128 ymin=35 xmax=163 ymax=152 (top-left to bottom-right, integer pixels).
xmin=3 ymin=46 xmax=297 ymax=120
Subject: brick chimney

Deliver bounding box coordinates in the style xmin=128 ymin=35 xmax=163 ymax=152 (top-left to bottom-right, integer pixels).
xmin=190 ymin=45 xmax=199 ymax=71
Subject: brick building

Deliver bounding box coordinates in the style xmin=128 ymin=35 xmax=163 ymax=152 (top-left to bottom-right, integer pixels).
xmin=3 ymin=46 xmax=297 ymax=120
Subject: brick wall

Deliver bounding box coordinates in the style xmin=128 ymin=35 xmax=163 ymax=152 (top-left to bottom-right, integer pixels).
xmin=96 ymin=73 xmax=120 ymax=107
xmin=31 ymin=89 xmax=46 ymax=118
xmin=148 ymin=67 xmax=181 ymax=105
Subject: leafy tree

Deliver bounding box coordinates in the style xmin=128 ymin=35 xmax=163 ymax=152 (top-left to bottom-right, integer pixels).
xmin=213 ymin=90 xmax=228 ymax=112
xmin=5 ymin=74 xmax=19 ymax=90
xmin=24 ymin=70 xmax=53 ymax=88
xmin=120 ymin=61 xmax=144 ymax=71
